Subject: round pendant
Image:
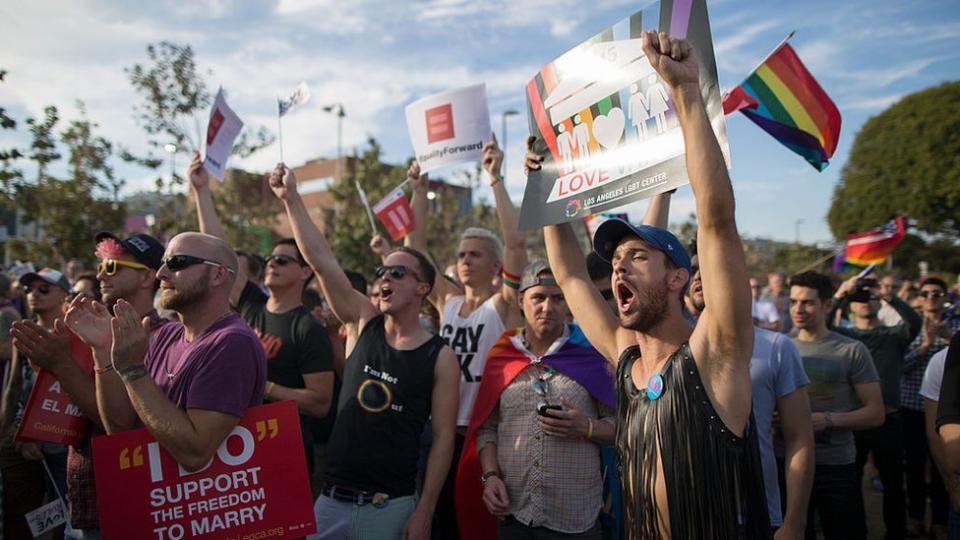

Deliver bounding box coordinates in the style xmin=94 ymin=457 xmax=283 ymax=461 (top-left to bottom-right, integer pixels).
xmin=646 ymin=373 xmax=665 ymax=401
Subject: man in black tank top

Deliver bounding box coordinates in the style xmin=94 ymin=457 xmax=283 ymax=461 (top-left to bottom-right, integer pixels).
xmin=267 ymin=163 xmax=460 ymax=540
xmin=536 ymin=31 xmax=768 ymax=538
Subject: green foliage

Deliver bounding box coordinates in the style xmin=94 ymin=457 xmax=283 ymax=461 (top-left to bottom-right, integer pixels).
xmin=828 ymin=81 xmax=960 ymax=239
xmin=12 ymin=103 xmax=126 ymax=263
xmin=0 ymin=70 xmax=24 ymax=201
xmin=326 ymin=139 xmax=498 ymax=280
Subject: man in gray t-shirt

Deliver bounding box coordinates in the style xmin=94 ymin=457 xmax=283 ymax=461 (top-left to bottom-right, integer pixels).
xmin=788 ymin=271 xmax=884 ymax=539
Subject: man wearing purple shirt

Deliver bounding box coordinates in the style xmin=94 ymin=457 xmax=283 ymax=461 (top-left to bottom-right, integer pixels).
xmin=67 ymin=232 xmax=266 ymax=471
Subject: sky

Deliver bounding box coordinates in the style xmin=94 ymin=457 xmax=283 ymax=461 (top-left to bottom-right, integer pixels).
xmin=2 ymin=0 xmax=958 ymax=245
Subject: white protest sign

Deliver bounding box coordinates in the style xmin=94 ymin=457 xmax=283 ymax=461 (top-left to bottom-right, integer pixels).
xmin=26 ymin=499 xmax=67 ymax=538
xmin=202 ymin=88 xmax=244 ymax=182
xmin=404 ymin=84 xmax=491 ymax=174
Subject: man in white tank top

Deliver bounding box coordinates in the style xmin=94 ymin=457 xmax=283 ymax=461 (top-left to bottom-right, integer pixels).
xmin=406 ymin=136 xmax=528 ymax=538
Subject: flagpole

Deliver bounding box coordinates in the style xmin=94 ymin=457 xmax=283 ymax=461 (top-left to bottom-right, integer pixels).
xmin=798 ymin=245 xmax=844 ymax=274
xmin=277 ymin=98 xmax=285 ymax=164
xmin=730 ymin=30 xmax=796 ymax=89
xmin=355 ymin=181 xmax=378 ymax=235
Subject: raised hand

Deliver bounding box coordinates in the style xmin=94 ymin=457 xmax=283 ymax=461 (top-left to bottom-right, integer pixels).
xmin=523 ymin=135 xmax=545 ymax=176
xmin=10 ymin=319 xmax=70 ymax=373
xmin=369 ymin=234 xmax=392 ymax=259
xmin=267 ymin=162 xmax=298 ymax=201
xmin=64 ymin=294 xmax=112 ymax=350
xmin=641 ymin=31 xmax=700 ymax=91
xmin=407 ymin=161 xmax=427 ymax=192
xmin=110 ymin=299 xmax=151 ymax=372
xmin=188 ymin=151 xmax=211 ymax=192
xmin=482 ymin=132 xmax=504 ymax=181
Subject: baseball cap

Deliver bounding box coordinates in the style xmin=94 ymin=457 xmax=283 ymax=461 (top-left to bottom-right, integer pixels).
xmin=20 ymin=268 xmax=71 ymax=292
xmin=95 ymin=232 xmax=164 ymax=270
xmin=592 ymin=218 xmax=692 ymax=276
xmin=519 ymin=259 xmax=557 ymax=292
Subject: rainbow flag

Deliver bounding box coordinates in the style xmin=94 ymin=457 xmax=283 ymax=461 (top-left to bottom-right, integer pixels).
xmin=722 ymin=41 xmax=840 ymax=171
xmin=843 ymin=216 xmax=906 ymax=266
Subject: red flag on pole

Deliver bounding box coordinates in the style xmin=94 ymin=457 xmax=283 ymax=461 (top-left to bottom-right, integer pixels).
xmin=373 ymin=187 xmax=415 ymax=241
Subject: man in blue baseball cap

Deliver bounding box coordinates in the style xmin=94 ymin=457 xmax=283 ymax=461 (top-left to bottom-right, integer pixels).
xmin=533 ymin=31 xmax=767 ymax=539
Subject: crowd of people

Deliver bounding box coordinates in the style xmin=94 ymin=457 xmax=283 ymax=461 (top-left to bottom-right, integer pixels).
xmin=0 ymin=32 xmax=958 ymax=540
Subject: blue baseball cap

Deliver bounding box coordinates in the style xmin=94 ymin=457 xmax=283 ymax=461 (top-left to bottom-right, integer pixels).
xmin=592 ymin=218 xmax=692 ymax=276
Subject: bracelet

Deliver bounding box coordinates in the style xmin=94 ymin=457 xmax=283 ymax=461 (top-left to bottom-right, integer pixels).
xmin=586 ymin=418 xmax=594 ymax=440
xmin=118 ymin=364 xmax=148 ymax=383
xmin=94 ymin=364 xmax=114 ymax=375
xmin=481 ymin=470 xmax=500 ymax=485
xmin=266 ymin=381 xmax=276 ymax=395
xmin=502 ymin=269 xmax=520 ymax=290
xmin=824 ymin=410 xmax=834 ymax=430
xmin=490 ymin=174 xmax=504 ymax=187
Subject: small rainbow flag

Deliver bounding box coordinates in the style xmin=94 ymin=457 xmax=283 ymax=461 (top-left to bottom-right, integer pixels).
xmin=722 ymin=38 xmax=841 ymax=171
xmin=843 ymin=216 xmax=906 ymax=267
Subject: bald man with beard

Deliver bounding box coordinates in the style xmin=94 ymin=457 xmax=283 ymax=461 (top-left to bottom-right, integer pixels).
xmin=66 ymin=232 xmax=266 ymax=471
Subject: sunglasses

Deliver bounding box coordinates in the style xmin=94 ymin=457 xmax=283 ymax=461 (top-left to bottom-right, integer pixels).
xmin=23 ymin=283 xmax=52 ymax=295
xmin=375 ymin=265 xmax=422 ymax=282
xmin=98 ymin=258 xmax=150 ymax=276
xmin=162 ymin=254 xmax=236 ymax=274
xmin=265 ymin=254 xmax=300 ymax=266
xmin=919 ymin=290 xmax=945 ymax=299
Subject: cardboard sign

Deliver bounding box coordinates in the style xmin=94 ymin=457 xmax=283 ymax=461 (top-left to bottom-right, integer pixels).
xmin=26 ymin=498 xmax=67 ymax=537
xmin=203 ymin=88 xmax=244 ymax=181
xmin=518 ymin=0 xmax=729 ymax=229
xmin=92 ymin=401 xmax=316 ymax=540
xmin=16 ymin=332 xmax=93 ymax=446
xmin=373 ymin=187 xmax=415 ymax=241
xmin=405 ymin=84 xmax=492 ymax=173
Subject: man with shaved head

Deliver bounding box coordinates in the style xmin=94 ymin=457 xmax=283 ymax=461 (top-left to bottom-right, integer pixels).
xmin=66 ymin=231 xmax=267 ymax=472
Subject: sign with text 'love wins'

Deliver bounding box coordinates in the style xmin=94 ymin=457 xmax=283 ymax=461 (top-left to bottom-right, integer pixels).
xmin=519 ymin=0 xmax=729 ymax=229
xmin=92 ymin=401 xmax=315 ymax=540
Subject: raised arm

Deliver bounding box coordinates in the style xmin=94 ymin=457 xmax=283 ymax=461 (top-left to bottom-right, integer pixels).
xmin=188 ymin=152 xmax=246 ymax=306
xmin=642 ymin=190 xmax=673 ymax=228
xmin=642 ymin=31 xmax=753 ymax=365
xmin=268 ymin=164 xmax=376 ymax=331
xmin=531 ymin=145 xmax=625 ymax=362
xmin=404 ymin=162 xmax=459 ymax=312
xmin=484 ymin=135 xmax=528 ymax=316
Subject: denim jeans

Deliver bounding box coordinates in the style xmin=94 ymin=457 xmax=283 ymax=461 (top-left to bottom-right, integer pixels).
xmin=806 ymin=463 xmax=867 ymax=540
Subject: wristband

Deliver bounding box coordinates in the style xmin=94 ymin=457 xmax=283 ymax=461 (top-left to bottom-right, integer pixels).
xmin=502 ymin=269 xmax=520 ymax=290
xmin=266 ymin=381 xmax=276 ymax=395
xmin=118 ymin=364 xmax=148 ymax=383
xmin=824 ymin=410 xmax=834 ymax=430
xmin=586 ymin=418 xmax=594 ymax=440
xmin=481 ymin=470 xmax=500 ymax=485
xmin=94 ymin=364 xmax=114 ymax=375
xmin=490 ymin=174 xmax=504 ymax=187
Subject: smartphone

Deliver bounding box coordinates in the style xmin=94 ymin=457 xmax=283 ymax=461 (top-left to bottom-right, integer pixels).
xmin=537 ymin=403 xmax=562 ymax=416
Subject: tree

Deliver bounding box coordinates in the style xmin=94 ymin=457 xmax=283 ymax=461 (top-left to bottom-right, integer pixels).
xmin=827 ymin=81 xmax=960 ymax=239
xmin=326 ymin=138 xmax=499 ymax=280
xmin=123 ymin=42 xmax=274 ymax=239
xmin=0 ymin=69 xmax=24 ymax=203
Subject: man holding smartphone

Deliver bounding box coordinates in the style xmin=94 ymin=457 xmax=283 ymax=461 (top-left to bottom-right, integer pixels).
xmin=458 ymin=260 xmax=616 ymax=539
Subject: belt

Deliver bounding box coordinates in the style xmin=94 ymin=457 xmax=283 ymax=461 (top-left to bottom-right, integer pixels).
xmin=321 ymin=483 xmax=387 ymax=506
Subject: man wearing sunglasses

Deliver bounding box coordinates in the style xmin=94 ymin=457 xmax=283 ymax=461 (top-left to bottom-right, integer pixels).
xmin=830 ymin=275 xmax=922 ymax=538
xmin=66 ymin=232 xmax=266 ymax=476
xmin=457 ymin=260 xmax=616 ymax=539
xmin=1 ymin=268 xmax=73 ymax=538
xmin=188 ymin=154 xmax=336 ymax=489
xmin=900 ymin=277 xmax=957 ymax=536
xmin=8 ymin=232 xmax=165 ymax=537
xmin=266 ymin=162 xmax=459 ymax=540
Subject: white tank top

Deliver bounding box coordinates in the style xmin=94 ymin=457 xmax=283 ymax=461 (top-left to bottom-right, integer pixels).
xmin=440 ymin=295 xmax=506 ymax=426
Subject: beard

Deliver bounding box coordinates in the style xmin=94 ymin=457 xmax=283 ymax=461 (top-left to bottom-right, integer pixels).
xmin=619 ymin=277 xmax=670 ymax=332
xmin=160 ymin=270 xmax=210 ymax=311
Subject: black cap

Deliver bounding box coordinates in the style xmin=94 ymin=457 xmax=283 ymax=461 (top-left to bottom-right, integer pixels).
xmin=95 ymin=232 xmax=164 ymax=270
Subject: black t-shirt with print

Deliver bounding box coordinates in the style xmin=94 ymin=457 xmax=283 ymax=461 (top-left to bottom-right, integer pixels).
xmin=238 ymin=281 xmax=334 ymax=445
